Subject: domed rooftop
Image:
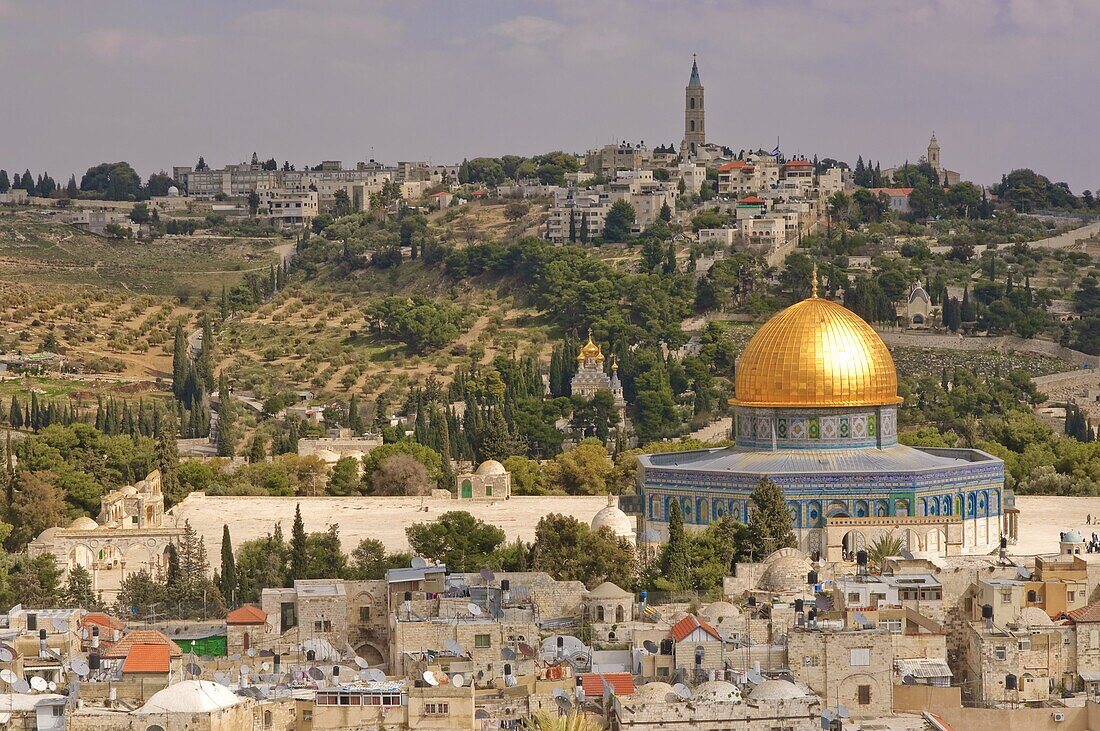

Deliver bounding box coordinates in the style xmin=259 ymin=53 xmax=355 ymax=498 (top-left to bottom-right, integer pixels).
xmin=121 ymin=485 xmax=138 ymax=496
xmin=577 ymin=331 xmax=605 ymax=362
xmin=592 ymin=496 xmax=634 ymax=538
xmin=1063 ymin=530 xmax=1085 ymax=544
xmin=759 ymin=550 xmax=813 ymax=593
xmin=749 ymin=679 xmax=809 ymax=701
xmin=1013 ymin=607 xmax=1054 ymax=629
xmin=37 ymin=527 xmax=60 ymax=541
xmin=694 ymin=680 xmax=742 ymax=704
xmin=701 ymin=601 xmax=742 ymax=625
xmin=69 ymin=517 xmax=100 ymax=531
xmin=475 ymin=459 xmax=506 ymax=476
xmin=136 ymin=680 xmax=242 ymax=714
xmin=731 ymin=293 xmax=901 ymax=409
xmin=632 ymin=682 xmax=676 ymax=704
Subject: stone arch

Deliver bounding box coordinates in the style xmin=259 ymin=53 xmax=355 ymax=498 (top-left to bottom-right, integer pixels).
xmin=967 ymin=493 xmax=977 ymax=518
xmin=925 ymin=528 xmax=947 ymax=556
xmin=354 ymin=642 xmax=385 ymax=667
xmin=841 ymin=530 xmax=865 ymax=557
xmin=787 ymin=501 xmax=802 ymax=528
xmin=941 ymin=495 xmax=952 ymax=516
xmin=874 ymin=500 xmax=889 ymax=517
xmin=894 ymin=528 xmax=922 ymax=552
xmin=712 ymin=500 xmax=726 ymax=519
xmin=893 ymin=499 xmax=910 ymax=517
xmin=615 ymin=605 xmax=625 ymax=623
xmin=69 ymin=544 xmax=96 ymax=570
xmin=696 ymin=498 xmax=710 ymax=524
xmin=827 ymin=500 xmax=849 ymax=518
xmin=690 ymin=98 xmax=696 ymax=110
xmin=854 ymin=500 xmax=869 ymax=518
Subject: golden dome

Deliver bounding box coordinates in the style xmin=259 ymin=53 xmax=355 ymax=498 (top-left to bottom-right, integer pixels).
xmin=578 ymin=331 xmax=605 ymax=362
xmin=731 ymin=296 xmax=901 ymax=408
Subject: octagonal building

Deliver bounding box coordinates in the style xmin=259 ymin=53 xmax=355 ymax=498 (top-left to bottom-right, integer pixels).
xmin=636 ymin=288 xmax=1005 ymax=560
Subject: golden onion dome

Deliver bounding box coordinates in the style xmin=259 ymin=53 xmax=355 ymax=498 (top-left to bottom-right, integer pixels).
xmin=731 ymin=295 xmax=901 ymax=408
xmin=578 ymin=331 xmax=604 ymax=361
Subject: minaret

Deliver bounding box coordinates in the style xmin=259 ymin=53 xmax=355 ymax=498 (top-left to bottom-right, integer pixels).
xmin=681 ymin=54 xmax=705 ymax=159
xmin=927 ymin=132 xmax=941 ymax=174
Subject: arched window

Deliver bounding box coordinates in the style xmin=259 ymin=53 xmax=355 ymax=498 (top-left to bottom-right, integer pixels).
xmin=615 ymin=605 xmax=625 ymax=623
xmin=690 ymin=98 xmax=696 ymax=110
xmin=690 ymin=120 xmax=696 ymax=132
xmin=596 ymin=606 xmax=605 ymax=622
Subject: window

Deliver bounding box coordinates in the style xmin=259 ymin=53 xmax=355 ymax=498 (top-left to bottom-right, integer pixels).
xmin=1000 ymin=589 xmax=1012 ymax=604
xmin=314 ymin=620 xmax=332 ymax=632
xmin=850 ymin=648 xmax=871 ymax=666
xmin=656 ymin=667 xmax=669 ymax=677
xmin=848 ymin=593 xmax=861 ymax=604
xmin=52 ymin=707 xmax=64 ymax=717
xmin=360 ymin=606 xmax=371 ymax=623
xmin=994 ymin=645 xmax=1007 ymax=661
xmin=596 ymin=606 xmax=605 ymax=622
xmin=857 ymin=685 xmax=871 ymax=705
xmin=425 ymin=703 xmax=449 ymax=716
xmin=26 ymin=614 xmax=37 ymax=631
xmin=302 ymin=711 xmax=312 ymax=722
xmin=880 ymin=620 xmax=902 ymax=635
xmin=281 ymin=602 xmax=297 ymax=630
xmin=474 ymin=634 xmax=491 ymax=649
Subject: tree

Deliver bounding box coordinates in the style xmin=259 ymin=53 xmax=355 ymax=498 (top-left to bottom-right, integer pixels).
xmin=361 ymin=441 xmax=443 ymax=488
xmin=544 ymin=439 xmax=614 ymax=495
xmin=332 ymin=189 xmax=353 ymax=217
xmin=504 ymin=201 xmax=530 ymax=222
xmin=155 ymin=415 xmax=183 ymax=506
xmin=289 ymin=504 xmax=308 ymax=583
xmin=171 ymin=323 xmax=189 ymax=401
xmin=603 ymin=200 xmax=636 ymax=242
xmin=746 ymin=478 xmax=796 ymax=559
xmin=522 ymin=711 xmax=603 ymax=731
xmin=866 ymin=534 xmax=904 ymax=573
xmin=406 ymin=511 xmax=505 ymax=572
xmin=215 ymin=373 xmax=238 ymax=457
xmin=247 ymin=433 xmax=266 ymax=463
xmin=129 ymin=202 xmax=151 ymax=224
xmin=326 ymin=456 xmax=362 ymax=496
xmin=0 ymin=170 xmax=8 ymax=193
xmin=532 ymin=513 xmax=635 ymax=589
xmin=61 ymin=563 xmax=98 ymax=609
xmin=370 ymin=454 xmax=431 ymax=496
xmin=219 ymin=525 xmax=236 ymax=604
xmin=247 ymin=191 xmax=261 ymax=217
xmin=351 ymin=538 xmax=411 ymax=580
xmin=6 ymin=471 xmax=67 ymax=550
xmin=659 ymin=201 xmax=672 ymax=222
xmin=661 ymin=500 xmax=691 ymax=590
xmin=79 ymin=162 xmax=142 ymax=200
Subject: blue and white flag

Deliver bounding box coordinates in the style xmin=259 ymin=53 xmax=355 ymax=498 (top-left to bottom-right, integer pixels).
xmin=771 ymin=145 xmax=781 ymax=158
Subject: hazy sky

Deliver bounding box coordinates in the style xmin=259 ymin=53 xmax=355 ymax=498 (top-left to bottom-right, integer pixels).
xmin=2 ymin=0 xmax=1097 ymax=192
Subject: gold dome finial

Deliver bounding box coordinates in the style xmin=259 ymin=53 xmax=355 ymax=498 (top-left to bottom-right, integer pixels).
xmin=811 ymin=262 xmax=819 ymax=299
xmin=578 ymin=329 xmax=604 ymax=362
xmin=611 ymin=355 xmax=618 ymax=371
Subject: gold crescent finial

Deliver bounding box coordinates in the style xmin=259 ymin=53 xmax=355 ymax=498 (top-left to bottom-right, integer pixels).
xmin=811 ymin=262 xmax=819 ymax=298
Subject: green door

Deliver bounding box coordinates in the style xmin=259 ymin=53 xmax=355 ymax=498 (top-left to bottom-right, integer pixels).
xmin=461 ymin=480 xmax=472 ymax=499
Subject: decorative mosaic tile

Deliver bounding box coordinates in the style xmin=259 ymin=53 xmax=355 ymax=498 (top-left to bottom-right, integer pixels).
xmin=821 ymin=416 xmax=838 ymax=439
xmin=808 ymin=417 xmax=820 ymax=439
xmin=839 ymin=417 xmax=849 ymax=437
xmin=790 ymin=418 xmax=807 ymax=439
xmin=867 ymin=414 xmax=876 ymax=436
xmin=777 ymin=418 xmax=787 ymax=438
xmin=851 ymin=415 xmax=867 ymax=438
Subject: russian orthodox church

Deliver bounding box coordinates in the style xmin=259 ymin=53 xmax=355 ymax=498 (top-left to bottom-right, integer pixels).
xmin=570 ymin=332 xmax=628 ymax=437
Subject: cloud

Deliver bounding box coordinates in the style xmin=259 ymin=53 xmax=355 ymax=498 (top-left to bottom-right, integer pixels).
xmin=81 ymin=28 xmax=202 ymax=64
xmin=488 ymin=15 xmax=566 ymax=45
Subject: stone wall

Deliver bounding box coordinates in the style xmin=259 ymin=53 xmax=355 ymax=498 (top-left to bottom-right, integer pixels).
xmin=875 ymin=329 xmax=1098 ymax=368
xmin=788 ymin=627 xmax=893 ymax=719
xmin=895 ymin=684 xmax=1098 ymax=731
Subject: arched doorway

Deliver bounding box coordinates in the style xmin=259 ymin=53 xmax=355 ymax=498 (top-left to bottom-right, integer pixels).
xmin=841 ymin=530 xmax=865 ymax=559
xmin=925 ymin=528 xmax=947 ymax=556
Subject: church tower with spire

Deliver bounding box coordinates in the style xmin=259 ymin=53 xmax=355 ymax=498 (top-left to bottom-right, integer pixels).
xmin=681 ymin=54 xmax=705 ymax=159
xmin=927 ymin=132 xmax=941 ymax=174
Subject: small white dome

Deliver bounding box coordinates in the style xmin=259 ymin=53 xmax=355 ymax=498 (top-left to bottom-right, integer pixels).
xmin=749 ymin=679 xmax=809 ymax=701
xmin=136 ymin=680 xmax=242 ymax=714
xmin=759 ymin=552 xmax=813 ymax=593
xmin=701 ymin=601 xmax=742 ymax=625
xmin=1014 ymin=607 xmax=1054 ymax=629
xmin=37 ymin=527 xmax=60 ymax=541
xmin=69 ymin=517 xmax=100 ymax=531
xmin=121 ymin=486 xmax=138 ymax=496
xmin=1063 ymin=530 xmax=1084 ymax=544
xmin=694 ymin=680 xmax=742 ymax=704
xmin=475 ymin=459 xmax=506 ymax=476
xmin=167 ymin=186 xmax=180 ymax=197
xmin=592 ymin=504 xmax=634 ymax=538
xmin=632 ymin=682 xmax=676 ymax=704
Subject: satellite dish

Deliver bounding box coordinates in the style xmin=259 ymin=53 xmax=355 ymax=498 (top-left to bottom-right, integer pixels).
xmin=643 ymin=640 xmax=659 ymax=653
xmin=837 ymin=705 xmax=850 ymax=718
xmin=423 ymin=671 xmax=439 ymax=687
xmin=355 ymin=657 xmax=370 ymax=669
xmin=230 ymin=653 xmax=242 ymax=661
xmin=359 ymin=670 xmax=371 ymax=681
xmin=518 ymin=642 xmax=535 ymax=657
xmin=12 ymin=680 xmax=30 ymax=693
xmin=0 ymin=669 xmax=18 ymax=683
xmin=475 ymin=710 xmax=491 ymax=719
xmin=261 ymin=662 xmax=271 ymax=672
xmin=186 ymin=663 xmax=202 ymax=676
xmin=214 ymin=671 xmax=228 ymax=685
xmin=902 ymin=675 xmax=917 ymax=685
xmin=308 ymin=667 xmax=324 ymax=681
xmin=502 ymin=647 xmax=516 ymax=660
xmin=480 ymin=567 xmax=495 ymax=583
xmin=747 ymin=671 xmax=764 ymax=685
xmin=47 ymin=682 xmax=56 ymax=692
xmin=445 ymin=639 xmax=464 ymax=655
xmin=247 ymin=648 xmax=256 ymax=657
xmin=70 ymin=659 xmax=90 ymax=676
xmin=672 ymin=683 xmax=692 ymax=700
xmin=553 ymin=688 xmax=569 ymax=700
xmin=259 ymin=649 xmax=274 ymax=657
xmin=52 ymin=617 xmax=69 ymax=632
xmin=367 ymin=669 xmax=386 ymax=682
xmin=0 ymin=647 xmax=13 ymax=662
xmin=467 ymin=603 xmax=482 ymax=616
xmin=411 ymin=556 xmax=428 ymax=569
xmin=30 ymin=677 xmax=49 ymax=692
xmin=241 ymin=665 xmax=251 ymax=675
xmin=452 ymin=674 xmax=464 ymax=687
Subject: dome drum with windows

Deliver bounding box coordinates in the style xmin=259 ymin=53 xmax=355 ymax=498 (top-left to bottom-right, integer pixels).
xmin=635 ymin=284 xmax=1006 ymax=560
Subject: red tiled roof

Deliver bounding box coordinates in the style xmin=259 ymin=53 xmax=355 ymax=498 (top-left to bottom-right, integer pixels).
xmin=738 ymin=196 xmax=765 ymax=204
xmin=102 ymin=630 xmax=183 ymax=660
xmin=579 ymin=672 xmax=634 ymax=697
xmin=869 ymin=187 xmax=914 ymax=196
xmin=1067 ymin=603 xmax=1100 ymax=623
xmin=718 ymin=161 xmax=748 ymax=172
xmin=122 ymin=643 xmax=171 ymax=674
xmin=227 ymin=605 xmax=268 ymax=625
xmin=430 ymin=191 xmax=451 ymax=198
xmin=82 ymin=613 xmax=125 ymax=631
xmin=784 ymin=160 xmax=813 ymax=168
xmin=670 ymin=615 xmax=721 ymax=642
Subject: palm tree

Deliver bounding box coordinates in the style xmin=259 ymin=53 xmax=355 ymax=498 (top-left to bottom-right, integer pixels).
xmin=867 ymin=534 xmax=905 ymax=574
xmin=522 ymin=711 xmax=603 ymax=731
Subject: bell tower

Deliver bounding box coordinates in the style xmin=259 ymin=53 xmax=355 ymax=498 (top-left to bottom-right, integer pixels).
xmin=927 ymin=131 xmax=941 ymax=173
xmin=682 ymin=54 xmax=705 ymax=159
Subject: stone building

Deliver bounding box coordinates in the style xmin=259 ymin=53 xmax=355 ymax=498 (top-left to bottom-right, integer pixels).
xmin=570 ymin=332 xmax=626 ymax=427
xmin=906 ymin=281 xmax=932 ymax=326
xmin=788 ymin=625 xmax=894 ymax=719
xmin=582 ymin=582 xmax=634 ymax=642
xmin=965 ymin=607 xmax=1070 ymax=705
xmin=611 ymin=678 xmax=820 ymax=731
xmin=681 ymin=56 xmax=705 ymax=158
xmin=591 ymin=495 xmax=636 ymax=544
xmin=27 ymin=470 xmax=184 ymax=604
xmin=455 ymin=459 xmax=511 ymax=500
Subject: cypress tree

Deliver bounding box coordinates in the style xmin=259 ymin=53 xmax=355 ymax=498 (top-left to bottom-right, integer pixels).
xmin=8 ymin=395 xmax=20 ymax=428
xmin=289 ymin=504 xmax=307 ymax=583
xmin=248 ymin=433 xmax=266 ymax=463
xmin=155 ymin=412 xmax=182 ymax=505
xmin=172 ymin=323 xmax=189 ymax=401
xmin=219 ymin=525 xmax=236 ymax=605
xmin=194 ymin=313 xmax=215 ymax=392
xmin=662 ymin=500 xmax=691 ymax=591
xmin=747 ymin=477 xmax=797 ymax=558
xmin=215 ymin=372 xmax=237 ymax=457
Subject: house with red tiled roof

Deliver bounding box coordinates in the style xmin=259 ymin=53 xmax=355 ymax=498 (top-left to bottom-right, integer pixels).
xmin=101 ymin=629 xmax=183 ymax=662
xmin=869 ymin=187 xmax=914 ymax=214
xmin=670 ymin=615 xmax=725 ymax=682
xmin=579 ymin=672 xmax=634 ymax=698
xmin=80 ymin=612 xmax=125 ymax=652
xmin=122 ymin=643 xmax=171 ymax=676
xmin=226 ymin=605 xmax=268 ymax=656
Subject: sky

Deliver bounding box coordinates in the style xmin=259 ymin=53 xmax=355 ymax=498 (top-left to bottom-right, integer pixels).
xmin=1 ymin=0 xmax=1097 ymax=192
